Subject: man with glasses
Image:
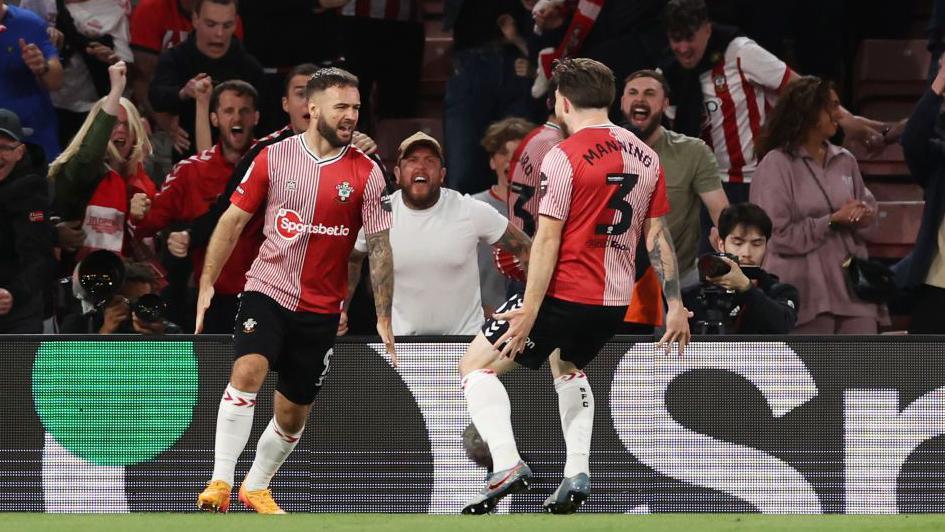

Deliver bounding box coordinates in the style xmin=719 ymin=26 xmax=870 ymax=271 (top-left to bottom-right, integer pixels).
xmin=0 ymin=109 xmax=53 ymax=333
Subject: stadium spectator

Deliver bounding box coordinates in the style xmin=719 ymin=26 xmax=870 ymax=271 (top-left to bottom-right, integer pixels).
xmin=344 ymin=131 xmax=531 ymax=336
xmin=337 ymin=0 xmax=424 ymax=133
xmin=442 ymin=0 xmax=536 ymax=194
xmin=621 ymin=69 xmax=727 ymax=286
xmin=0 ymin=108 xmax=53 ymax=334
xmin=0 ymin=0 xmax=64 ymax=162
xmin=132 ymin=79 xmax=259 ymax=333
xmin=49 ymin=62 xmax=158 ymax=262
xmin=20 ymin=0 xmax=134 ymax=147
xmin=473 ymin=117 xmax=533 ymax=314
xmin=60 ymin=260 xmax=181 ymax=334
xmin=660 ymin=0 xmax=890 ymax=205
xmin=129 ymin=0 xmax=244 ymax=117
xmin=898 ymin=56 xmax=945 ymax=334
xmin=931 ymin=0 xmax=945 ymax=80
xmin=148 ymin=0 xmax=263 ymax=160
xmin=529 ymin=0 xmax=669 ymax=104
xmin=750 ymin=76 xmax=885 ymax=334
xmin=683 ymin=203 xmax=798 ymax=334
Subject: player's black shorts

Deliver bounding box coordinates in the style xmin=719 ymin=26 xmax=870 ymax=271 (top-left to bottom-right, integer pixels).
xmin=233 ymin=291 xmax=339 ymax=405
xmin=481 ymin=294 xmax=628 ymax=370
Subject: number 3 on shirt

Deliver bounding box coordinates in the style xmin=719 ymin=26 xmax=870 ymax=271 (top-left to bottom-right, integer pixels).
xmin=595 ymin=173 xmax=639 ymax=236
xmin=510 ymin=182 xmax=536 ymax=236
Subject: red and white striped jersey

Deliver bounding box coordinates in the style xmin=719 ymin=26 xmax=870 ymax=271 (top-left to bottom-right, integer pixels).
xmin=699 ymin=37 xmax=791 ymax=183
xmin=507 ymin=121 xmax=563 ymax=237
xmin=539 ymin=124 xmax=669 ymax=307
xmin=340 ymin=0 xmax=417 ymax=21
xmin=231 ymin=134 xmax=390 ymax=314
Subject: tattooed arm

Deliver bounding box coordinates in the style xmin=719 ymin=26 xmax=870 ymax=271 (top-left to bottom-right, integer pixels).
xmin=366 ymin=229 xmax=396 ymax=364
xmin=644 ymin=216 xmax=691 ymax=355
xmin=493 ymin=223 xmax=533 ymax=274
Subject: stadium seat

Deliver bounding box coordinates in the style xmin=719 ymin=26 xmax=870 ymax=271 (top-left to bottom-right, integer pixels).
xmin=375 ymin=117 xmax=444 ymax=166
xmin=856 ymin=142 xmax=909 ymax=178
xmin=865 ymin=200 xmax=924 ymax=259
xmin=853 ymin=39 xmax=931 ymax=109
xmin=420 ymin=35 xmax=452 ymax=100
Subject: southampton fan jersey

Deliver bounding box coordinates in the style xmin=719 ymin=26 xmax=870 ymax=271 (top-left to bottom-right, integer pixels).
xmin=699 ymin=37 xmax=791 ymax=183
xmin=130 ymin=0 xmax=244 ymax=53
xmin=231 ymin=134 xmax=390 ymax=313
xmin=539 ymin=124 xmax=669 ymax=307
xmin=507 ymin=121 xmax=563 ymax=237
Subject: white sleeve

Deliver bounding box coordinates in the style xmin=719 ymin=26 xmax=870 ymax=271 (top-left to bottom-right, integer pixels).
xmin=466 ymin=195 xmax=509 ymax=245
xmin=736 ymin=37 xmax=790 ymax=91
xmin=354 ymin=227 xmax=368 ymax=253
xmin=112 ymin=13 xmax=134 ymax=63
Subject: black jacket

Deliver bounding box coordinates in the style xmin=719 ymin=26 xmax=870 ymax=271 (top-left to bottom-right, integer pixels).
xmin=0 ymin=143 xmax=53 ymax=332
xmin=149 ymin=33 xmax=264 ymax=157
xmin=684 ymin=268 xmax=799 ymax=334
xmin=895 ymin=89 xmax=945 ymax=289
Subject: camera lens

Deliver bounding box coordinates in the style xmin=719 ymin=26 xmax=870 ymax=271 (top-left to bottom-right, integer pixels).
xmin=132 ymin=293 xmax=166 ymax=324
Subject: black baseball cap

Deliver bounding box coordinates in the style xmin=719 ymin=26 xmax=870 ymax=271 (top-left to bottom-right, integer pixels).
xmin=0 ymin=109 xmax=33 ymax=143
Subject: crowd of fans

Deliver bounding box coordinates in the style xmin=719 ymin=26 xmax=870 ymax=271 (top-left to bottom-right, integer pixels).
xmin=0 ymin=0 xmax=942 ymax=336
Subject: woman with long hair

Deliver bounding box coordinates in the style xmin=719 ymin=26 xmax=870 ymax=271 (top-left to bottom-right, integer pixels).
xmin=49 ymin=60 xmax=156 ymax=261
xmin=750 ymin=76 xmax=886 ymax=334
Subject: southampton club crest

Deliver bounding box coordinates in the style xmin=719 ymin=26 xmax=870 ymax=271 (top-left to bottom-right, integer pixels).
xmin=336 ymin=181 xmax=354 ymax=203
xmin=242 ymin=318 xmax=257 ymax=333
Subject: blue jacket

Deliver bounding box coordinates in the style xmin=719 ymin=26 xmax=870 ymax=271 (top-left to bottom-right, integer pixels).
xmin=897 ymin=89 xmax=945 ymax=288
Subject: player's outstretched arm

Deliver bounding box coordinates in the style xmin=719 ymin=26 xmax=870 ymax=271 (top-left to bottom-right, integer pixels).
xmin=366 ymin=229 xmax=396 ymax=365
xmin=493 ymin=223 xmax=533 ymax=275
xmin=195 ymin=204 xmax=252 ymax=333
xmin=644 ymin=216 xmax=691 ymax=355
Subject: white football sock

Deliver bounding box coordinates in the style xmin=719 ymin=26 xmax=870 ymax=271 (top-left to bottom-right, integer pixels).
xmin=242 ymin=418 xmax=304 ymax=491
xmin=555 ymin=371 xmax=593 ymax=478
xmin=210 ymin=383 xmax=257 ymax=485
xmin=462 ymin=369 xmax=521 ymax=472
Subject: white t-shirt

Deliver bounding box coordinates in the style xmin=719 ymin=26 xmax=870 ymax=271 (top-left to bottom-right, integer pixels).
xmin=355 ymin=188 xmax=508 ymax=335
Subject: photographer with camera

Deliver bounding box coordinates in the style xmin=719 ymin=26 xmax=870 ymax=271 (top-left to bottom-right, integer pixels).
xmin=684 ymin=203 xmax=799 ymax=334
xmin=61 ymin=259 xmax=180 ymax=334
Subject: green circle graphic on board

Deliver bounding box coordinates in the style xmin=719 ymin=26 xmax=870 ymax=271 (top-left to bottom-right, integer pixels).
xmin=32 ymin=341 xmax=198 ymax=466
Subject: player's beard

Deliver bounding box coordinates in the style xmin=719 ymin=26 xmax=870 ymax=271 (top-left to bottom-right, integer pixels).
xmin=317 ymin=115 xmax=352 ymax=148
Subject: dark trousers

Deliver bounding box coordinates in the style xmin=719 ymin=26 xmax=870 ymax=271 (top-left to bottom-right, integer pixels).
xmin=444 ymin=47 xmax=539 ymax=194
xmin=203 ymin=293 xmax=241 ymax=334
xmin=340 ymin=17 xmax=425 ymax=134
xmin=909 ymin=284 xmax=945 ymax=334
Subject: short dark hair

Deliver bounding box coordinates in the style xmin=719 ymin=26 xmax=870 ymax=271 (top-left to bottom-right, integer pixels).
xmin=718 ymin=203 xmax=773 ymax=241
xmin=285 ymin=63 xmax=319 ymax=95
xmin=194 ymin=0 xmax=238 ymax=15
xmin=209 ymin=79 xmax=258 ymax=113
xmin=305 ymin=67 xmax=359 ymax=99
xmin=624 ymin=69 xmax=671 ymax=99
xmin=481 ymin=117 xmax=535 ymax=155
xmin=551 ymin=58 xmax=615 ymax=110
xmin=124 ymin=262 xmax=157 ymax=284
xmin=664 ymin=0 xmax=709 ymax=40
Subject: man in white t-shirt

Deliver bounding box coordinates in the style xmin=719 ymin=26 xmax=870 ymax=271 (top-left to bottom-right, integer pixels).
xmin=344 ymin=132 xmax=532 ymax=336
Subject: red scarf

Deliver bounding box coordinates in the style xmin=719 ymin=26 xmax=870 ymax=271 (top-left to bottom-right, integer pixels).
xmin=535 ymin=0 xmax=606 ymax=95
xmin=78 ymin=164 xmax=157 ymax=260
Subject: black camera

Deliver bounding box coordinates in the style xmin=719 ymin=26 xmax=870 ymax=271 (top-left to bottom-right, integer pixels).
xmin=694 ymin=252 xmax=740 ymax=335
xmin=131 ymin=293 xmax=167 ymax=324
